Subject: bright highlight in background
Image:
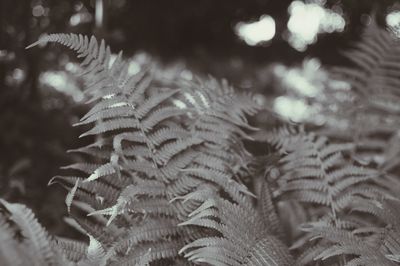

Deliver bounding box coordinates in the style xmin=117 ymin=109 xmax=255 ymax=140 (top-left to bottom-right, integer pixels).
xmin=40 ymin=71 xmax=84 ymax=102
xmin=386 ymin=11 xmax=400 ymax=37
xmin=287 ymin=1 xmax=345 ymax=51
xmin=274 ymin=58 xmax=324 ymax=97
xmin=274 ymin=96 xmax=312 ymax=122
xmin=235 ymin=15 xmax=276 ymax=46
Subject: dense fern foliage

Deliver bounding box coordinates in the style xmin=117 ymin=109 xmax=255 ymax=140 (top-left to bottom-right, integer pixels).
xmin=1 ymin=21 xmax=400 ymax=265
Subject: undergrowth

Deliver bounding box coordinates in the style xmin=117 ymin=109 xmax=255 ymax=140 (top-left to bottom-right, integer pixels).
xmin=1 ymin=21 xmax=400 ymax=265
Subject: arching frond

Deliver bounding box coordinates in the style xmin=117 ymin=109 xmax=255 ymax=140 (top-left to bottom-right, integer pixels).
xmin=29 ymin=33 xmax=262 ymax=265
xmin=277 ymin=133 xmax=380 ymax=214
xmin=180 ymin=192 xmax=294 ymax=266
xmin=0 ymin=199 xmax=62 ymax=265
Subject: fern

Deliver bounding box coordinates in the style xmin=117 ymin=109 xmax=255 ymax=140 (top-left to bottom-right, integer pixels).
xmin=264 ymin=129 xmax=397 ymax=265
xmin=27 ymin=33 xmax=266 ymax=265
xmin=300 ymin=198 xmax=400 ymax=265
xmin=0 ymin=199 xmax=123 ymax=266
xmin=17 ymin=22 xmax=400 ymax=266
xmin=0 ymin=199 xmax=63 ymax=265
xmin=318 ymin=21 xmax=400 ymax=172
xmin=179 ymin=189 xmax=294 ymax=266
xmin=276 ymin=133 xmax=378 ymax=215
xmin=331 ymin=21 xmax=400 ymax=110
xmin=300 ymin=222 xmax=396 ymax=266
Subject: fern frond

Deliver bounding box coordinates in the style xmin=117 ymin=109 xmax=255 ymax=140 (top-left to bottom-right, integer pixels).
xmin=31 ymin=33 xmax=261 ymax=265
xmin=0 ymin=199 xmax=61 ymax=265
xmin=278 ymin=133 xmax=379 ymax=214
xmin=180 ymin=193 xmax=294 ymax=266
xmin=257 ymin=177 xmax=285 ymax=239
xmin=112 ymin=239 xmax=187 ymax=266
xmin=55 ymin=237 xmax=88 ymax=262
xmin=332 ymin=22 xmax=400 ymax=101
xmin=301 ymin=222 xmax=397 ymax=266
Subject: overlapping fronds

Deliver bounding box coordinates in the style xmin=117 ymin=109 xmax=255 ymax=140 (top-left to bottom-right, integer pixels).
xmin=297 ymin=198 xmax=400 ymax=265
xmin=331 ymin=21 xmax=400 ymax=110
xmin=299 ymin=221 xmax=396 ymax=266
xmin=20 ymin=23 xmax=400 ymax=266
xmin=276 ymin=133 xmax=380 ymax=215
xmin=0 ymin=199 xmax=62 ymax=265
xmin=179 ymin=190 xmax=294 ymax=266
xmin=267 ymin=130 xmax=398 ymax=265
xmin=27 ymin=33 xmax=262 ymax=264
xmin=321 ymin=22 xmax=400 ymax=168
xmin=0 ymin=199 xmax=118 ymax=266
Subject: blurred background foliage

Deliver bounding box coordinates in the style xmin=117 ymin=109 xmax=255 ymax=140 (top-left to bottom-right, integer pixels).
xmin=1 ymin=0 xmax=400 ymax=237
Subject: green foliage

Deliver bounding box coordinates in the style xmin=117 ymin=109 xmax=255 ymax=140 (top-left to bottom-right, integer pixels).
xmin=1 ymin=21 xmax=400 ymax=266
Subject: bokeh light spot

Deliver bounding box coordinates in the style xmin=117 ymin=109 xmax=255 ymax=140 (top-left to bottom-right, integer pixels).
xmin=32 ymin=5 xmax=45 ymax=17
xmin=287 ymin=1 xmax=345 ymax=51
xmin=235 ymin=15 xmax=276 ymax=46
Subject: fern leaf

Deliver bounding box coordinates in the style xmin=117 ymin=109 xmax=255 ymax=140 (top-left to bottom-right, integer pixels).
xmin=55 ymin=237 xmax=88 ymax=263
xmin=180 ymin=194 xmax=294 ymax=266
xmin=66 ymin=179 xmax=80 ymax=213
xmin=0 ymin=200 xmax=60 ymax=265
xmin=86 ymin=234 xmax=109 ymax=266
xmin=85 ymin=163 xmax=116 ymax=182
